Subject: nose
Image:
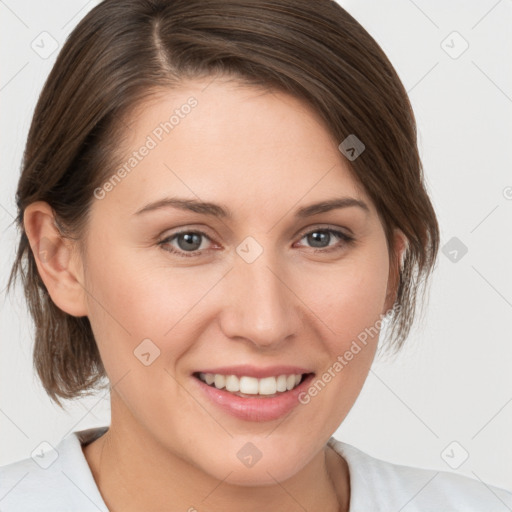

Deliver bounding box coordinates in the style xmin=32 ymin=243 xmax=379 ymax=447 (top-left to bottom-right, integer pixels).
xmin=218 ymin=251 xmax=300 ymax=350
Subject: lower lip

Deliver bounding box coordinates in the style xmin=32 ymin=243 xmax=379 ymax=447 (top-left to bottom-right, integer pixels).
xmin=192 ymin=373 xmax=315 ymax=422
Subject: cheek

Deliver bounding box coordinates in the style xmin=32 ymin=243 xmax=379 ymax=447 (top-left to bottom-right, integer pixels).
xmin=304 ymin=243 xmax=390 ymax=349
xmin=82 ymin=240 xmax=221 ymax=375
xmin=294 ymin=246 xmax=390 ymax=433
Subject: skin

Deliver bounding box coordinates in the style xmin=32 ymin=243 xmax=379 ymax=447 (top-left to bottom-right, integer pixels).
xmin=24 ymin=77 xmax=406 ymax=512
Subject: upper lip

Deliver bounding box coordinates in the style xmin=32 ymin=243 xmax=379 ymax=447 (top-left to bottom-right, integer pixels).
xmin=193 ymin=365 xmax=314 ymax=379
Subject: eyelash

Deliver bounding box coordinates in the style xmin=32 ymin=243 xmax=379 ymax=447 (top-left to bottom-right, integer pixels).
xmin=158 ymin=226 xmax=355 ymax=258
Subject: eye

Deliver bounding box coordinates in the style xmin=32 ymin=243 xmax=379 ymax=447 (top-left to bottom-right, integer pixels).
xmin=295 ymin=227 xmax=355 ymax=253
xmin=158 ymin=226 xmax=355 ymax=258
xmin=158 ymin=230 xmax=214 ymax=258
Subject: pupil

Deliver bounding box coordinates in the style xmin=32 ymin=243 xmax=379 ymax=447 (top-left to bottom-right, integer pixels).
xmin=178 ymin=233 xmax=201 ymax=251
xmin=309 ymin=231 xmax=329 ymax=248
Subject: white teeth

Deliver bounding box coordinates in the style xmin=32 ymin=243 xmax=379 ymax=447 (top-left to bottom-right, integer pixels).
xmin=239 ymin=376 xmax=259 ymax=394
xmin=204 ymin=373 xmax=215 ymax=385
xmin=198 ymin=373 xmax=305 ymax=395
xmin=214 ymin=374 xmax=225 ymax=389
xmin=225 ymin=375 xmax=240 ymax=392
xmin=276 ymin=375 xmax=287 ymax=392
xmin=258 ymin=376 xmax=277 ymax=395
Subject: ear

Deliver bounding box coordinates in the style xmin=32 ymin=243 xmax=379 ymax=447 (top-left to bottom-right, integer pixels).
xmin=23 ymin=201 xmax=88 ymax=317
xmin=383 ymin=228 xmax=408 ymax=314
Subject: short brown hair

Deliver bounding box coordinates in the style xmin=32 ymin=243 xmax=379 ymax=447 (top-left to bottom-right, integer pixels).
xmin=7 ymin=0 xmax=439 ymax=407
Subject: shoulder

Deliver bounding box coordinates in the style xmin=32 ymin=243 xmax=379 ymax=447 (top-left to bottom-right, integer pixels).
xmin=328 ymin=437 xmax=512 ymax=512
xmin=0 ymin=426 xmax=109 ymax=512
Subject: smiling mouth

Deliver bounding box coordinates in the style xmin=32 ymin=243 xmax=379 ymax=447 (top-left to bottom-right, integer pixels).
xmin=193 ymin=372 xmax=314 ymax=398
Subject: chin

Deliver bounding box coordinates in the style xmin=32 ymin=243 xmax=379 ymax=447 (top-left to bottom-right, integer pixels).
xmin=189 ymin=443 xmax=311 ymax=487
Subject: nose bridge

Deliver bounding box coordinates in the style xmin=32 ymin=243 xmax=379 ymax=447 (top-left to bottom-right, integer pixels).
xmin=221 ymin=244 xmax=298 ymax=347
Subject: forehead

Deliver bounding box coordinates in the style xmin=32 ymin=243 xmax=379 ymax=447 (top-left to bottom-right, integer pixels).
xmin=95 ymin=78 xmax=372 ymax=220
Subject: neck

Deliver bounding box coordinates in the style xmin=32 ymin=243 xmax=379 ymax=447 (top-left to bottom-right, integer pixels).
xmin=83 ymin=413 xmax=350 ymax=512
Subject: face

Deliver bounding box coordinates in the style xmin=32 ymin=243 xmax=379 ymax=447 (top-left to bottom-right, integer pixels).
xmin=77 ymin=77 xmax=399 ymax=484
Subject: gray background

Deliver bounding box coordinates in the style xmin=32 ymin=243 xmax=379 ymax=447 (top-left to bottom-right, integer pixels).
xmin=1 ymin=0 xmax=511 ymax=493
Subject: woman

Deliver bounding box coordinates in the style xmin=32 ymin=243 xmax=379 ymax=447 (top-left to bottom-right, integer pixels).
xmin=2 ymin=0 xmax=511 ymax=510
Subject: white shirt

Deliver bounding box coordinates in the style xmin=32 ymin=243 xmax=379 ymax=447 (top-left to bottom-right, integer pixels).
xmin=1 ymin=426 xmax=511 ymax=511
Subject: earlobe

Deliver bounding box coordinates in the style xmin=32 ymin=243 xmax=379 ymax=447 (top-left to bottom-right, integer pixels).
xmin=23 ymin=201 xmax=88 ymax=317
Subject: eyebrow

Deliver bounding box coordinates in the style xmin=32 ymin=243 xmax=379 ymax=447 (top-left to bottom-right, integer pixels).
xmin=133 ymin=196 xmax=370 ymax=218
